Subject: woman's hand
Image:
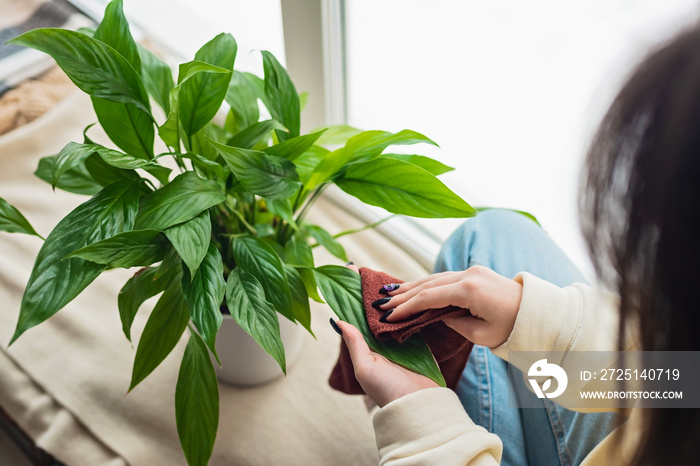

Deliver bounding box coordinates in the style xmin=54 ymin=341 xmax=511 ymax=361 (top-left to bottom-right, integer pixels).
xmin=333 ymin=319 xmax=439 ymax=407
xmin=375 ymin=265 xmax=523 ymax=348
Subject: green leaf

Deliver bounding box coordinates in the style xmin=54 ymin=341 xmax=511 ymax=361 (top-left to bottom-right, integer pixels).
xmin=232 ymin=236 xmax=293 ymax=321
xmin=266 ymin=198 xmax=297 ymax=232
xmin=93 ymin=0 xmax=141 ymax=71
xmin=158 ymin=60 xmax=231 ymax=149
xmin=129 ymin=281 xmax=190 ymax=391
xmin=263 ymin=130 xmax=325 ymax=161
xmin=180 ymin=151 xmax=226 ymax=181
xmin=297 ymin=267 xmax=324 ymax=303
xmin=225 ymin=71 xmax=260 ymax=134
xmin=313 ymin=265 xmax=445 ymax=387
xmin=118 ymin=265 xmax=178 ymax=342
xmin=294 ymin=145 xmax=328 ymax=185
xmin=154 ymin=245 xmax=182 ymax=281
xmin=305 ymin=129 xmax=438 ymax=190
xmin=91 ymin=98 xmax=155 ymax=160
xmin=50 ymin=142 xmax=98 ymax=188
xmin=0 ymin=197 xmax=42 ymax=238
xmin=181 ymin=244 xmax=225 ymax=361
xmin=283 ymin=264 xmax=313 ymax=336
xmin=175 ymin=332 xmax=219 ymax=466
xmin=313 ymin=124 xmax=362 ymax=146
xmin=134 ymin=172 xmax=225 ymax=231
xmin=225 ymin=268 xmax=286 ymax=372
xmin=89 ymin=0 xmax=153 ymax=159
xmin=35 ymin=155 xmax=102 ymax=196
xmin=11 ymin=181 xmax=140 ymax=344
xmin=226 ymin=119 xmax=285 ymax=149
xmin=209 ymin=140 xmax=301 ymax=199
xmin=67 ymin=230 xmax=168 ymax=268
xmin=284 ymin=235 xmax=314 ymax=268
xmin=138 ymin=45 xmax=174 ymax=114
xmin=380 ymin=153 xmax=454 ymax=176
xmin=305 ymin=224 xmax=347 ymax=262
xmin=7 ymin=28 xmax=150 ymax=113
xmin=85 ymin=152 xmax=142 ymax=188
xmin=164 ymin=210 xmax=212 ymax=278
xmin=92 ymin=145 xmax=170 ymax=184
xmin=179 ymin=33 xmax=237 ymax=138
xmin=261 ymin=51 xmax=300 ymax=140
xmin=336 ymin=158 xmax=476 ymax=218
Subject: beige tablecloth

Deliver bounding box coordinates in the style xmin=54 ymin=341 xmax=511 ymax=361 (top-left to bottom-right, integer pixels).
xmin=0 ymin=91 xmax=430 ymax=465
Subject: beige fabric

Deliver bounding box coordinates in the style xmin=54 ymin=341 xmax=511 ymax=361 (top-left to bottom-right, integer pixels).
xmin=0 ymin=90 xmax=429 ymax=465
xmin=0 ymin=0 xmax=47 ymax=27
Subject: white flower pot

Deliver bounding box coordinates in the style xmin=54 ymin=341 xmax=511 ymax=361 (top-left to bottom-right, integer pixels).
xmin=212 ymin=314 xmax=307 ymax=386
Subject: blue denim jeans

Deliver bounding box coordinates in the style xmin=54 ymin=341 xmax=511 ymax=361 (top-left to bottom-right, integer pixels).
xmin=434 ymin=210 xmax=618 ymax=466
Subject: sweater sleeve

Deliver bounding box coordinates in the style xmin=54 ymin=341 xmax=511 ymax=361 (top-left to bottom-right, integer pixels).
xmin=373 ymin=387 xmax=502 ymax=465
xmin=490 ymin=272 xmax=634 ymax=412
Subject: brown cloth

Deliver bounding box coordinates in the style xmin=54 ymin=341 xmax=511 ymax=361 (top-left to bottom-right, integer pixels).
xmin=329 ymin=267 xmax=474 ymax=395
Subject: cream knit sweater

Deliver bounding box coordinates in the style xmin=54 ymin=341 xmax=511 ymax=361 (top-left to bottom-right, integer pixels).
xmin=372 ymin=272 xmax=640 ymax=465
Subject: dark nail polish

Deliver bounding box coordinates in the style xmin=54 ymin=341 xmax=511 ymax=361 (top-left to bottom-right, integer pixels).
xmin=345 ymin=261 xmax=355 ymax=266
xmin=378 ymin=309 xmax=394 ymax=323
xmin=378 ymin=284 xmax=400 ymax=295
xmin=372 ymin=297 xmax=391 ymax=309
xmin=329 ymin=318 xmax=343 ymax=336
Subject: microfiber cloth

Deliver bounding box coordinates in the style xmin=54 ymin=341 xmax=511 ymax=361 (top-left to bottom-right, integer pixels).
xmin=329 ymin=267 xmax=474 ymax=395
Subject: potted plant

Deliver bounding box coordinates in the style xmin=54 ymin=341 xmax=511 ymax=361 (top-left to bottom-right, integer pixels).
xmin=0 ymin=1 xmax=477 ymax=464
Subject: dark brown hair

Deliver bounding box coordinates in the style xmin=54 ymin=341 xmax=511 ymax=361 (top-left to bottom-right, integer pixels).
xmin=580 ymin=22 xmax=700 ymax=465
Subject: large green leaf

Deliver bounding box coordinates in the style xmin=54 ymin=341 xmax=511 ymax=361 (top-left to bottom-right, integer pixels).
xmin=7 ymin=28 xmax=150 ymax=113
xmin=305 ymin=129 xmax=437 ymax=190
xmin=380 ymin=153 xmax=454 ymax=176
xmin=336 ymin=158 xmax=476 ymax=218
xmin=210 ymin=140 xmax=301 ymax=199
xmin=134 ymin=172 xmax=225 ymax=231
xmin=11 ymin=181 xmax=140 ymax=343
xmin=261 ymin=51 xmax=299 ymax=140
xmin=283 ymin=264 xmax=313 ymax=335
xmin=129 ymin=281 xmax=190 ymax=391
xmin=225 ymin=268 xmax=286 ymax=372
xmin=0 ymin=197 xmax=42 ymax=238
xmin=313 ymin=265 xmax=445 ymax=387
xmin=231 ymin=236 xmax=293 ymax=321
xmin=67 ymin=230 xmax=168 ymax=268
xmin=181 ymin=244 xmax=225 ymax=361
xmin=164 ymin=210 xmax=211 ymax=278
xmin=158 ymin=60 xmax=231 ymax=149
xmin=90 ymin=145 xmax=170 ymax=184
xmin=35 ymin=155 xmax=102 ymax=196
xmin=93 ymin=0 xmax=141 ymax=70
xmin=91 ymin=98 xmax=155 ymax=160
xmin=263 ymin=130 xmax=325 ymax=161
xmin=314 ymin=124 xmax=362 ymax=146
xmin=138 ymin=45 xmax=174 ymax=114
xmin=175 ymin=332 xmax=219 ymax=466
xmin=284 ymin=235 xmax=314 ymax=268
xmin=118 ymin=264 xmax=179 ymax=342
xmin=293 ymin=145 xmax=328 ymax=185
xmin=90 ymin=0 xmax=153 ymax=159
xmin=50 ymin=142 xmax=98 ymax=189
xmin=225 ymin=71 xmax=260 ymax=134
xmin=179 ymin=33 xmax=237 ymax=138
xmin=226 ymin=119 xmax=285 ymax=149
xmin=305 ymin=224 xmax=347 ymax=262
xmin=85 ymin=152 xmax=142 ymax=188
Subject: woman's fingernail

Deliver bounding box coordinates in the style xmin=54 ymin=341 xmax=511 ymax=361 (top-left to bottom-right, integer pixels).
xmin=378 ymin=284 xmax=400 ymax=295
xmin=329 ymin=317 xmax=343 ymax=336
xmin=378 ymin=309 xmax=394 ymax=323
xmin=346 ymin=261 xmax=354 ymax=266
xmin=371 ymin=297 xmax=391 ymax=309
